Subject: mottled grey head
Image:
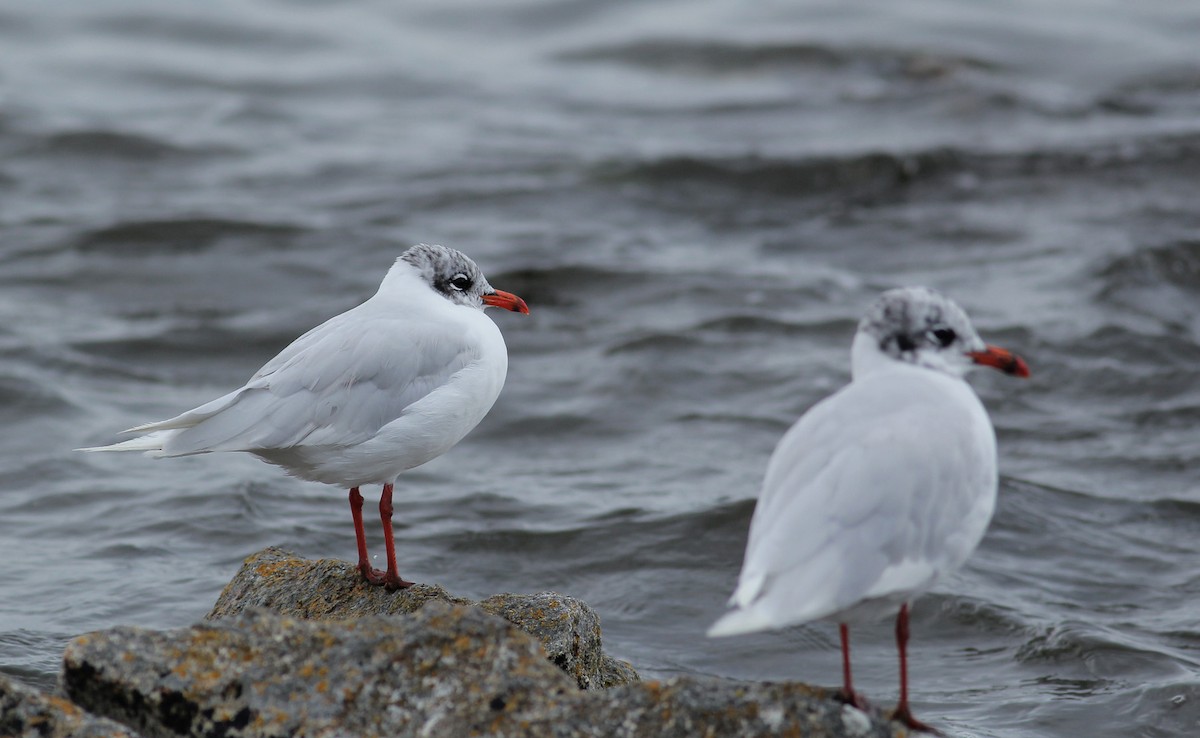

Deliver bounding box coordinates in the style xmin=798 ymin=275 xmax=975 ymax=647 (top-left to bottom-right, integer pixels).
xmin=399 ymin=243 xmax=530 ymax=314
xmin=401 ymin=243 xmax=490 ymax=308
xmin=854 ymin=286 xmax=1030 ymax=378
xmin=856 ymin=287 xmax=987 ymax=376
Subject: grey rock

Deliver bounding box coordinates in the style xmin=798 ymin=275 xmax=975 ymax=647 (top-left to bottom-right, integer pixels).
xmin=62 ymin=604 xmax=577 ymax=738
xmin=207 ymin=546 xmax=638 ymax=690
xmin=0 ymin=671 xmax=143 ymax=738
xmin=478 ymin=592 xmax=608 ymax=691
xmin=595 ymin=655 xmax=640 ymax=690
xmin=61 ymin=606 xmax=905 ymax=738
xmin=591 ymin=677 xmax=901 ymax=738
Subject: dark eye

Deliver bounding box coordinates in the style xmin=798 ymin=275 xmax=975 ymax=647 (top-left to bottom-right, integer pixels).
xmin=932 ymin=327 xmax=957 ymax=347
xmin=449 ymin=274 xmax=472 ymax=291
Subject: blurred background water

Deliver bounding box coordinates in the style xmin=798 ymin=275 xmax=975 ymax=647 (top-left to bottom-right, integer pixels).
xmin=1 ymin=1 xmax=1199 ymax=735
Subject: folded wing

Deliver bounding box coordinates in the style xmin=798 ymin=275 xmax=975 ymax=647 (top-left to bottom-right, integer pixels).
xmin=127 ymin=311 xmax=479 ymax=456
xmin=719 ymin=372 xmax=996 ymax=631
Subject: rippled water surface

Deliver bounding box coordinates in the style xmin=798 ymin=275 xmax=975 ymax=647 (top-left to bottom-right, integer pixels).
xmin=2 ymin=2 xmax=1200 ymax=736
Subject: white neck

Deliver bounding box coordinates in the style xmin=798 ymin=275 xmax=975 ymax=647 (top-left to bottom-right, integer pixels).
xmin=850 ymin=332 xmax=893 ymax=380
xmin=377 ymin=258 xmax=422 ymax=294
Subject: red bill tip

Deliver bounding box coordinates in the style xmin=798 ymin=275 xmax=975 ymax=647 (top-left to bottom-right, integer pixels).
xmin=967 ymin=344 xmax=1030 ymax=378
xmin=482 ymin=289 xmax=530 ymax=315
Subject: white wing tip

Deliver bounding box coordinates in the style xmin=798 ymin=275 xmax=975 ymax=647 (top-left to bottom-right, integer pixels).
xmin=122 ymin=420 xmax=171 ymax=434
xmin=75 ymin=433 xmax=170 ymax=455
xmin=706 ymin=608 xmax=776 ymax=638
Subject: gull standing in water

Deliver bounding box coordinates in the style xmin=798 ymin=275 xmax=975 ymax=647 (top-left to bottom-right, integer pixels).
xmin=709 ymin=286 xmax=1028 ymax=732
xmin=81 ymin=243 xmax=529 ymax=591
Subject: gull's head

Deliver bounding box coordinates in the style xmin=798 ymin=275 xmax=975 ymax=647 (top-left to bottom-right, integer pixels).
xmin=853 ymin=286 xmax=1029 ymax=379
xmin=399 ymin=243 xmax=529 ymax=314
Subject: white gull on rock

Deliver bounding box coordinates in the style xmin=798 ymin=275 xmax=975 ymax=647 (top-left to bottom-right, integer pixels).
xmin=81 ymin=243 xmax=529 ymax=590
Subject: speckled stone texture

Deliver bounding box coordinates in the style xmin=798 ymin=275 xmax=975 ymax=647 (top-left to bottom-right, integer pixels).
xmin=22 ymin=546 xmax=909 ymax=737
xmin=207 ymin=546 xmax=638 ymax=690
xmin=62 ymin=603 xmax=578 ymax=738
xmin=478 ymin=592 xmax=609 ymax=690
xmin=60 ymin=606 xmax=905 ymax=738
xmin=0 ymin=672 xmax=143 ymax=738
xmin=591 ymin=678 xmax=901 ymax=738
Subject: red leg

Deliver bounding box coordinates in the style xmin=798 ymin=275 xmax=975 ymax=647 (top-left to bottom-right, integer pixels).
xmin=378 ymin=483 xmax=414 ymax=590
xmin=836 ymin=623 xmax=870 ymax=711
xmin=349 ymin=487 xmax=385 ymax=585
xmin=890 ymin=603 xmax=940 ymax=734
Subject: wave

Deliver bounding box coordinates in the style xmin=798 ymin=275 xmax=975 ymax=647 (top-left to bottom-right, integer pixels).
xmin=558 ymin=38 xmax=996 ymax=80
xmin=0 ymin=373 xmax=74 ymax=420
xmin=489 ymin=264 xmax=644 ymax=309
xmin=590 ymin=150 xmax=958 ymax=202
xmin=1097 ymin=239 xmax=1200 ymax=293
xmin=19 ymin=130 xmax=231 ymax=162
xmin=590 ymin=132 xmax=1200 ymax=202
xmin=85 ymin=13 xmax=329 ymax=52
xmin=71 ymin=217 xmax=307 ymax=255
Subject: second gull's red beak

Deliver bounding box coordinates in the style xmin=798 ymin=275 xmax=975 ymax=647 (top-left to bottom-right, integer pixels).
xmin=967 ymin=344 xmax=1030 ymax=378
xmin=482 ymin=289 xmax=530 ymax=315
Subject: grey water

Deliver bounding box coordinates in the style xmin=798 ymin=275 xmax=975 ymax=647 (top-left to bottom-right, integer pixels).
xmin=1 ymin=1 xmax=1199 ymax=735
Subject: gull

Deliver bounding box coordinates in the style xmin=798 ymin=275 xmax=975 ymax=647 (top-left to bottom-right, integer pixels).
xmin=708 ymin=286 xmax=1029 ymax=733
xmin=81 ymin=243 xmax=529 ymax=590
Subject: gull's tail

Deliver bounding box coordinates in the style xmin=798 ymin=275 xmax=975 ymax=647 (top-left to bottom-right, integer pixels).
xmin=76 ymin=430 xmax=173 ymax=456
xmin=706 ymin=607 xmax=776 ymax=638
xmin=707 ymin=570 xmax=777 ymax=637
xmin=75 ymin=387 xmax=246 ymax=457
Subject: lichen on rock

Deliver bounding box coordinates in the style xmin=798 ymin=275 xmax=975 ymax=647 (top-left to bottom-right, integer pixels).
xmin=0 ymin=672 xmax=144 ymax=738
xmin=207 ymin=546 xmax=638 ymax=690
xmin=11 ymin=546 xmax=909 ymax=737
xmin=58 ymin=606 xmax=906 ymax=738
xmin=63 ymin=603 xmax=578 ymax=738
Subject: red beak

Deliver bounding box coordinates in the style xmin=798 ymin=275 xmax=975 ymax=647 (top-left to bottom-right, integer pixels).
xmin=967 ymin=344 xmax=1030 ymax=378
xmin=482 ymin=289 xmax=530 ymax=315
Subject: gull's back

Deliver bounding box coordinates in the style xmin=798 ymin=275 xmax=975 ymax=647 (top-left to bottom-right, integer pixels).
xmin=721 ymin=362 xmax=998 ymax=632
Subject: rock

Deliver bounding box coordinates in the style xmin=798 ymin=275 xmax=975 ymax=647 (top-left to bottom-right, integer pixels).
xmin=596 ymin=655 xmax=641 ymax=690
xmin=593 ymin=677 xmax=900 ymax=738
xmin=62 ymin=603 xmax=578 ymax=738
xmin=43 ymin=546 xmax=907 ymax=737
xmin=207 ymin=546 xmax=638 ymax=690
xmin=61 ymin=606 xmax=905 ymax=738
xmin=206 ymin=547 xmax=473 ymax=620
xmin=478 ymin=592 xmax=607 ymax=691
xmin=0 ymin=672 xmax=144 ymax=738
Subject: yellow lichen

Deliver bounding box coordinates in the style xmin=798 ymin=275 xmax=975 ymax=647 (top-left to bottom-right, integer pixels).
xmin=46 ymin=695 xmax=83 ymax=717
xmin=253 ymin=559 xmax=301 ymax=578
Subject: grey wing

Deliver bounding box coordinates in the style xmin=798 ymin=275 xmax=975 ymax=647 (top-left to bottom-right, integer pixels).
xmin=149 ymin=314 xmax=477 ymax=455
xmin=730 ymin=382 xmax=995 ymax=622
